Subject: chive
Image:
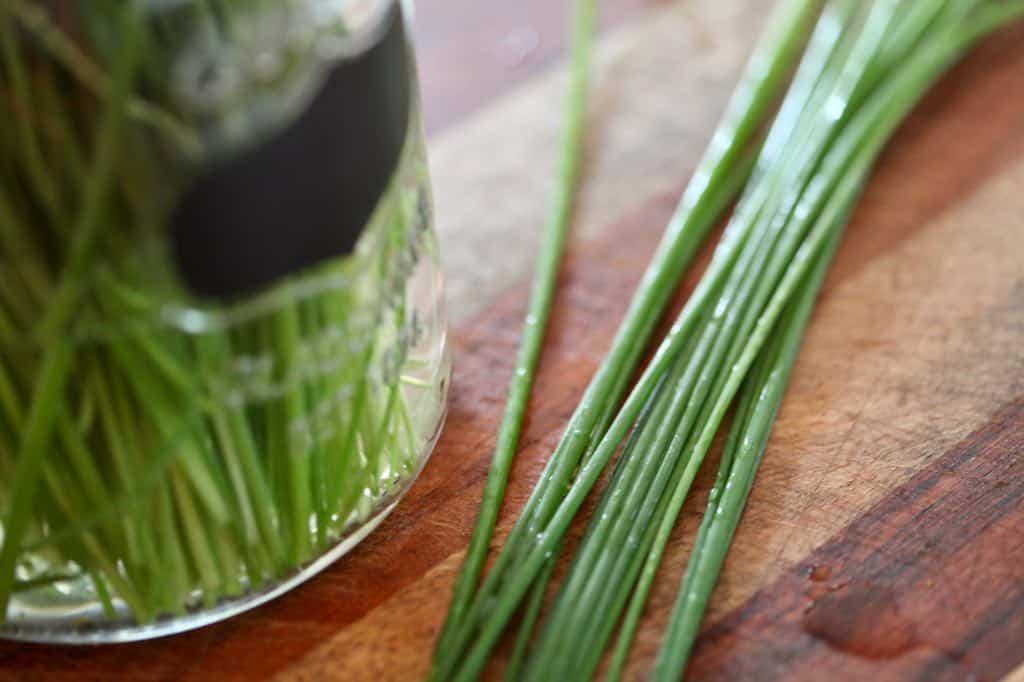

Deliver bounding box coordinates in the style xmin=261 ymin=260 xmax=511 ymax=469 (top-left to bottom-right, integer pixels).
xmin=431 ymin=0 xmax=598 ymax=662
xmin=1 ymin=0 xmax=201 ymax=155
xmin=11 ymin=572 xmax=84 ymax=594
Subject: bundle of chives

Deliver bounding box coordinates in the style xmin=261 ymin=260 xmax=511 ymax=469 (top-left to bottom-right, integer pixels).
xmin=430 ymin=0 xmax=820 ymax=678
xmin=649 ymin=5 xmax=1024 ymax=680
xmin=645 ymin=218 xmax=845 ymax=681
xmin=0 ymin=1 xmax=442 ymax=625
xmin=542 ymin=2 xmax=1024 ymax=677
xmin=521 ymin=0 xmax=883 ymax=673
xmin=433 ymin=0 xmax=1023 ymax=679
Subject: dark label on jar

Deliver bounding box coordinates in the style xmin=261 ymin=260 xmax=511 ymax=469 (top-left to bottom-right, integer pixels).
xmin=171 ymin=4 xmax=411 ymax=299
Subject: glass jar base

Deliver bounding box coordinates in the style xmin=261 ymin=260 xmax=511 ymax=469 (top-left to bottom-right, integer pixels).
xmin=0 ymin=399 xmax=447 ymax=645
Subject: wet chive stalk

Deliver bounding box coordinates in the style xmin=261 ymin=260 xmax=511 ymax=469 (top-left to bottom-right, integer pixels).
xmin=432 ymin=0 xmax=598 ymax=659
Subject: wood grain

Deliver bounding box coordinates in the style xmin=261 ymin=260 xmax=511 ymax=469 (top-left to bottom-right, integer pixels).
xmin=2 ymin=3 xmax=1023 ymax=681
xmin=1006 ymin=664 xmax=1024 ymax=682
xmin=688 ymin=396 xmax=1024 ymax=682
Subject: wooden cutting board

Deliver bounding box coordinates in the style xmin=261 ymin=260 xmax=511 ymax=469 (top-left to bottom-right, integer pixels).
xmin=2 ymin=1 xmax=1022 ymax=680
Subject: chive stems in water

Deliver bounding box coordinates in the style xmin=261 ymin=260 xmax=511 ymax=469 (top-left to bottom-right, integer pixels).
xmin=0 ymin=1 xmax=448 ymax=626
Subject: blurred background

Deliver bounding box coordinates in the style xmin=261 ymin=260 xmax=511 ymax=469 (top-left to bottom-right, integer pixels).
xmin=413 ymin=0 xmax=658 ymax=133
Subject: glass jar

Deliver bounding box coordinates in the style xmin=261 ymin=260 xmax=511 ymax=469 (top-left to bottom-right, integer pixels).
xmin=0 ymin=0 xmax=448 ymax=642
